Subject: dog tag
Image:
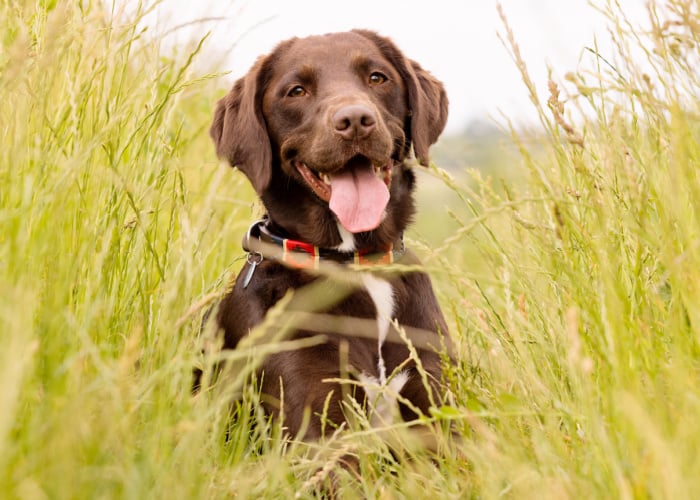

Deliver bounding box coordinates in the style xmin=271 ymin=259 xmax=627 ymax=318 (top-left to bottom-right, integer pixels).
xmin=242 ymin=252 xmax=263 ymax=289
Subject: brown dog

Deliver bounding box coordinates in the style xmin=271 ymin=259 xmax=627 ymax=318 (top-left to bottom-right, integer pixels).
xmin=208 ymin=30 xmax=449 ymax=440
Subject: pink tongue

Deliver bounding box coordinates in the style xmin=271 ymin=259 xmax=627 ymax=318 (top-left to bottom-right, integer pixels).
xmin=329 ymin=165 xmax=389 ymax=233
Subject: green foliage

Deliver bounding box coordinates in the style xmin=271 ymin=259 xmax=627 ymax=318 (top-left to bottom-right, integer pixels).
xmin=1 ymin=0 xmax=699 ymax=498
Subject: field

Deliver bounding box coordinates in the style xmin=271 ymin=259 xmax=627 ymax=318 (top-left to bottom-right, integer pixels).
xmin=1 ymin=1 xmax=699 ymax=498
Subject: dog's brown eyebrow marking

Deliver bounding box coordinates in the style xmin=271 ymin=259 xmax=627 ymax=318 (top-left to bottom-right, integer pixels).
xmin=294 ymin=64 xmax=317 ymax=84
xmin=277 ymin=65 xmax=317 ymax=96
xmin=351 ymin=54 xmax=393 ymax=79
xmin=351 ymin=54 xmax=372 ymax=73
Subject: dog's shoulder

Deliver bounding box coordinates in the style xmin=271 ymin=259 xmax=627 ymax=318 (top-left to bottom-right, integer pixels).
xmin=216 ymin=260 xmax=303 ymax=347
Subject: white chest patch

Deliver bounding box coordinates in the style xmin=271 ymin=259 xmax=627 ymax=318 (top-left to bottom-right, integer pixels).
xmin=358 ymin=370 xmax=409 ymax=426
xmin=333 ymin=223 xmax=356 ymax=252
xmin=361 ymin=273 xmax=394 ymax=384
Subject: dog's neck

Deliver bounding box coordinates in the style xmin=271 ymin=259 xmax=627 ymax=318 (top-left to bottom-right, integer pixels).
xmin=242 ymin=218 xmax=405 ymax=269
xmin=333 ymin=222 xmax=356 ymax=252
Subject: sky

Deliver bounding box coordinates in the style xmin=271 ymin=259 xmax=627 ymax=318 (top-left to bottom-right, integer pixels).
xmin=131 ymin=0 xmax=650 ymax=134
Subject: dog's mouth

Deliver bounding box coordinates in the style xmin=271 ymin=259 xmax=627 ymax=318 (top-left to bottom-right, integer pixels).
xmin=293 ymin=156 xmax=392 ymax=233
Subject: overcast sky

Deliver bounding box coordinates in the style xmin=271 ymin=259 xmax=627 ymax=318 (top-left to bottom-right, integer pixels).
xmin=133 ymin=0 xmax=649 ymax=133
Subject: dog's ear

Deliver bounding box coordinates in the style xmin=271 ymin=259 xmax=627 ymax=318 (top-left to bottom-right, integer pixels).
xmin=352 ymin=30 xmax=448 ymax=166
xmin=405 ymin=60 xmax=449 ymax=166
xmin=210 ymin=58 xmax=272 ymax=194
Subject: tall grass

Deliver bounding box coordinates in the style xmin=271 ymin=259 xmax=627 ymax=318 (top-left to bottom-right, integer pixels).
xmin=425 ymin=1 xmax=700 ymax=497
xmin=0 ymin=2 xmax=253 ymax=497
xmin=1 ymin=0 xmax=699 ymax=498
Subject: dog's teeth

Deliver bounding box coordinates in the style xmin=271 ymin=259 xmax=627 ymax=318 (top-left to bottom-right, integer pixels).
xmin=321 ymin=174 xmax=331 ymax=184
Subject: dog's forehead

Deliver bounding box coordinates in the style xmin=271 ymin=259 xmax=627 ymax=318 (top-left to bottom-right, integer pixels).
xmin=271 ymin=32 xmax=390 ymax=74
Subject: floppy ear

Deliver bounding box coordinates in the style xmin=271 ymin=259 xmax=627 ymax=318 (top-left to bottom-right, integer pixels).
xmin=406 ymin=60 xmax=449 ymax=166
xmin=210 ymin=58 xmax=272 ymax=194
xmin=351 ymin=30 xmax=448 ymax=166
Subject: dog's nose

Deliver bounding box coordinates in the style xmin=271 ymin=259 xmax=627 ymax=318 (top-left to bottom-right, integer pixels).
xmin=332 ymin=105 xmax=376 ymax=140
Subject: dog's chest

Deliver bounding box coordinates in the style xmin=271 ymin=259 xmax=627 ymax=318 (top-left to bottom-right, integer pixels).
xmin=360 ymin=273 xmax=395 ymax=383
xmin=361 ymin=273 xmax=394 ymax=343
xmin=336 ymin=223 xmax=396 ymax=360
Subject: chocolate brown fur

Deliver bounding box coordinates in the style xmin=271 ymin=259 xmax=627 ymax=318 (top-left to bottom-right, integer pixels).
xmin=209 ymin=30 xmax=450 ymax=439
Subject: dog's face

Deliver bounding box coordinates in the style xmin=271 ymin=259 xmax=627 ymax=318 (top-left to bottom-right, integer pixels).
xmin=211 ymin=30 xmax=448 ymax=247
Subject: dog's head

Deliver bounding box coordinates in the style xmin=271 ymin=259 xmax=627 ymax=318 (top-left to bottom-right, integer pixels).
xmin=211 ymin=30 xmax=448 ymax=248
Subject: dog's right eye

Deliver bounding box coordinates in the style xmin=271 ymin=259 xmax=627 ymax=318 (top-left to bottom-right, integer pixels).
xmin=369 ymin=72 xmax=388 ymax=86
xmin=287 ymin=85 xmax=307 ymax=97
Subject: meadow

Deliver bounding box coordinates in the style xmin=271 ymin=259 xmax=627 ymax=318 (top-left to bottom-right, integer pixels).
xmin=1 ymin=1 xmax=699 ymax=498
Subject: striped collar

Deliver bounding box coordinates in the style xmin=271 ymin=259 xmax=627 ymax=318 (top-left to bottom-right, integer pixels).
xmin=241 ymin=219 xmax=405 ymax=270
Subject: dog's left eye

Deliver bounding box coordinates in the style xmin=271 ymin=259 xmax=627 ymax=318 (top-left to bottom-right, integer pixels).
xmin=368 ymin=72 xmax=388 ymax=85
xmin=287 ymin=85 xmax=307 ymax=97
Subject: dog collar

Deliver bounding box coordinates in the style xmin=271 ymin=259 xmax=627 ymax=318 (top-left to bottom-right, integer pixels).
xmin=241 ymin=219 xmax=405 ymax=271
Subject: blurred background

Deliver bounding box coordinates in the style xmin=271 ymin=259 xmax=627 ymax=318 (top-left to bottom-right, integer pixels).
xmin=127 ymin=0 xmax=649 ymax=134
xmin=122 ymin=0 xmax=650 ymax=241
